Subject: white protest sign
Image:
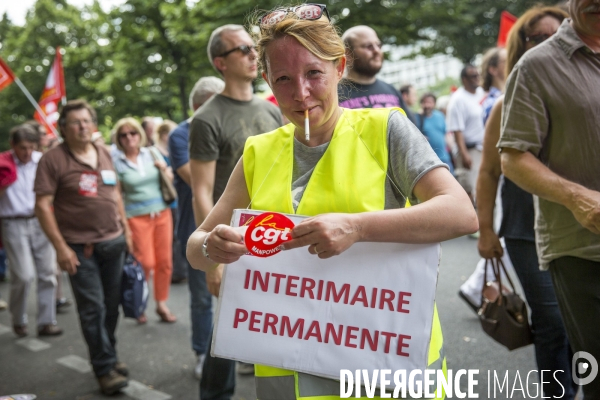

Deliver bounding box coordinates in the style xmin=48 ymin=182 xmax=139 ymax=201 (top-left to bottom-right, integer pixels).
xmin=212 ymin=209 xmax=440 ymax=380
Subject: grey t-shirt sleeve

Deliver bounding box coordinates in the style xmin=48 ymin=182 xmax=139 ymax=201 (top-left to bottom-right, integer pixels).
xmin=387 ymin=110 xmax=448 ymax=206
xmin=498 ymin=63 xmax=547 ymax=157
xmin=189 ymin=117 xmax=219 ymax=161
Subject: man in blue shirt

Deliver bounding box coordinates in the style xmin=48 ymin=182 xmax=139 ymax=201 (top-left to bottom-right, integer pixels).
xmin=415 ymin=93 xmax=453 ymax=174
xmin=168 ymin=76 xmax=225 ymax=381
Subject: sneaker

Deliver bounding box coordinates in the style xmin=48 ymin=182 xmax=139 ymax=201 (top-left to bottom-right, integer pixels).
xmin=0 ymin=299 xmax=7 ymax=311
xmin=97 ymin=369 xmax=128 ymax=395
xmin=237 ymin=362 xmax=255 ymax=375
xmin=194 ymin=354 xmax=206 ymax=380
xmin=114 ymin=361 xmax=129 ymax=377
xmin=13 ymin=324 xmax=28 ymax=338
xmin=38 ymin=324 xmax=63 ymax=336
xmin=458 ymin=290 xmax=480 ymax=315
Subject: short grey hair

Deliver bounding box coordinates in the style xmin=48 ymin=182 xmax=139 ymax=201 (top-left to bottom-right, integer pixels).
xmin=189 ymin=76 xmax=225 ymax=111
xmin=207 ymin=24 xmax=245 ymax=73
xmin=10 ymin=123 xmax=39 ymax=145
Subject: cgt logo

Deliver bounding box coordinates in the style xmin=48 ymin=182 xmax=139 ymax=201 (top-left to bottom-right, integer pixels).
xmin=245 ymin=212 xmax=294 ymax=258
xmin=573 ymin=351 xmax=598 ymax=386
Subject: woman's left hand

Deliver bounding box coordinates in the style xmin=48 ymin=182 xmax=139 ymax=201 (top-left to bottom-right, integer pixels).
xmin=281 ymin=213 xmax=362 ymax=259
xmin=154 ymin=160 xmax=167 ymax=171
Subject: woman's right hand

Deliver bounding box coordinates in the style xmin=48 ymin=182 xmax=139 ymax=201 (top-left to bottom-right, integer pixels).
xmin=477 ymin=228 xmax=503 ymax=259
xmin=203 ymin=225 xmax=247 ymax=264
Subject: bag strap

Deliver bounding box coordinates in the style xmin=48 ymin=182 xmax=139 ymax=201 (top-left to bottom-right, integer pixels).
xmin=481 ymin=257 xmax=511 ymax=305
xmin=485 ymin=257 xmax=521 ymax=304
xmin=481 ymin=258 xmax=491 ymax=305
xmin=496 ymin=257 xmax=518 ymax=292
xmin=148 ymin=146 xmax=161 ymax=162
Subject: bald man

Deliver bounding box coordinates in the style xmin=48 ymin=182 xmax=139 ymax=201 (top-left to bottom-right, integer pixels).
xmin=338 ymin=25 xmax=416 ymax=123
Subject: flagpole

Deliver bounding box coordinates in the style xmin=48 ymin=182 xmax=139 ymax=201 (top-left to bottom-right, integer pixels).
xmin=13 ymin=77 xmax=61 ymax=138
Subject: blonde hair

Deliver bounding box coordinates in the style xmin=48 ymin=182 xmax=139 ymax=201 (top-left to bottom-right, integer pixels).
xmin=252 ymin=11 xmax=345 ymax=76
xmin=112 ymin=117 xmax=147 ymax=151
xmin=154 ymin=120 xmax=177 ymax=144
xmin=505 ymin=5 xmax=568 ymax=76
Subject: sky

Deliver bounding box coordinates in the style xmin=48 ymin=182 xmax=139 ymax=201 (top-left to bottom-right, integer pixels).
xmin=0 ymin=0 xmax=126 ymax=25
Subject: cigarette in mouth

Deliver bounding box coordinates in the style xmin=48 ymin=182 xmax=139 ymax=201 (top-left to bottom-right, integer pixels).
xmin=305 ymin=109 xmax=309 ymax=141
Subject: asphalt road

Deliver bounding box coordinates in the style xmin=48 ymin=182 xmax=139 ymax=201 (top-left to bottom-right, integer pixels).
xmin=0 ymin=235 xmax=542 ymax=400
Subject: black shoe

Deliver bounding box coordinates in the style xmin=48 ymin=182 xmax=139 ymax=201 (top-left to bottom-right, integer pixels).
xmin=97 ymin=369 xmax=128 ymax=395
xmin=171 ymin=276 xmax=187 ymax=284
xmin=13 ymin=324 xmax=28 ymax=338
xmin=56 ymin=298 xmax=72 ymax=312
xmin=458 ymin=290 xmax=480 ymax=314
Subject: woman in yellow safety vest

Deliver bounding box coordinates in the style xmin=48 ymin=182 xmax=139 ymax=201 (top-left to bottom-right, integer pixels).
xmin=188 ymin=5 xmax=478 ymax=399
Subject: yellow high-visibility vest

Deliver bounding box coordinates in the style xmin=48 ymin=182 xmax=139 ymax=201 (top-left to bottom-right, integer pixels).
xmin=243 ymin=107 xmax=446 ymax=400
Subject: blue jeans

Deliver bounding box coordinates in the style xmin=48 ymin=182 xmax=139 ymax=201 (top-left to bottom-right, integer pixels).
xmin=172 ymin=208 xmax=188 ymax=281
xmin=200 ymin=329 xmax=236 ymax=400
xmin=504 ymin=239 xmax=576 ymax=399
xmin=185 ymin=244 xmax=213 ymax=356
xmin=0 ymin=248 xmax=6 ymax=277
xmin=68 ymin=235 xmax=127 ymax=377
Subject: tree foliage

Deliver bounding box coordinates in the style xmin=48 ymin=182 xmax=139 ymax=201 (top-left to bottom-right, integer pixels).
xmin=0 ymin=0 xmax=563 ymax=148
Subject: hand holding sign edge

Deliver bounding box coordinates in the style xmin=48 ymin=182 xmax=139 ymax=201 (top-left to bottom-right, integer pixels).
xmin=281 ymin=213 xmax=362 ymax=259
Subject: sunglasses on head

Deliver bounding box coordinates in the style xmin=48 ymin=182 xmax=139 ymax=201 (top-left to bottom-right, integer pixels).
xmin=259 ymin=4 xmax=330 ymax=26
xmin=218 ymin=44 xmax=256 ymax=58
xmin=526 ymin=34 xmax=551 ymax=46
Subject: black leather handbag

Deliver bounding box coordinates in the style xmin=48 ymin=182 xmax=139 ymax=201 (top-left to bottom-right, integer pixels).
xmin=478 ymin=258 xmax=533 ymax=350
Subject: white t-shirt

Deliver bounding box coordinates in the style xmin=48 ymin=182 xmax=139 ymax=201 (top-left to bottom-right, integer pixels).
xmin=446 ymin=87 xmax=485 ymax=146
xmin=0 ymin=150 xmax=42 ymax=217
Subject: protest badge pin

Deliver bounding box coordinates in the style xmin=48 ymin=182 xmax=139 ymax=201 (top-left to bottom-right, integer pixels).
xmin=245 ymin=212 xmax=294 ymax=258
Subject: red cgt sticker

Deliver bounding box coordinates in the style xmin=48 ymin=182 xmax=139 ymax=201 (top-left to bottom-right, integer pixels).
xmin=245 ymin=212 xmax=295 ymax=257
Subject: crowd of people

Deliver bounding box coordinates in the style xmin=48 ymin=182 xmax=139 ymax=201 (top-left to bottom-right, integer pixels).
xmin=0 ymin=1 xmax=598 ymax=399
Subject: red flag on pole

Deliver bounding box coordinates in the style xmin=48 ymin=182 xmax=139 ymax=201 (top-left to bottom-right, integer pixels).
xmin=34 ymin=47 xmax=66 ymax=138
xmin=497 ymin=11 xmax=518 ymax=47
xmin=0 ymin=57 xmax=15 ymax=92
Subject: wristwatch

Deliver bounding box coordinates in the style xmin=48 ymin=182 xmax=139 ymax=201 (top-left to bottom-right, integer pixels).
xmin=202 ymin=235 xmax=210 ymax=259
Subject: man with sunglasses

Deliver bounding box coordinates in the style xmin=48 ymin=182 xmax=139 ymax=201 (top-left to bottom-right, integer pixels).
xmin=188 ymin=24 xmax=282 ymax=400
xmin=446 ymin=64 xmax=485 ymax=205
xmin=34 ymin=99 xmax=132 ymax=395
xmin=499 ymin=1 xmax=600 ymax=397
xmin=338 ymin=25 xmax=416 ymax=124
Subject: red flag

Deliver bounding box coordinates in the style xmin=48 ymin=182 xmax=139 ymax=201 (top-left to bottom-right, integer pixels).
xmin=34 ymin=47 xmax=66 ymax=138
xmin=0 ymin=57 xmax=15 ymax=92
xmin=497 ymin=11 xmax=518 ymax=48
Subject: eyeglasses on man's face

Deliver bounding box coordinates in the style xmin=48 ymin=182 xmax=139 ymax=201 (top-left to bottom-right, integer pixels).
xmin=66 ymin=119 xmax=96 ymax=127
xmin=217 ymin=44 xmax=257 ymax=58
xmin=259 ymin=4 xmax=330 ymax=26
xmin=358 ymin=42 xmax=382 ymax=52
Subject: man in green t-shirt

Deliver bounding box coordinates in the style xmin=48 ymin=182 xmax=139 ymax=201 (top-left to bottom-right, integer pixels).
xmin=188 ymin=24 xmax=282 ymax=400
